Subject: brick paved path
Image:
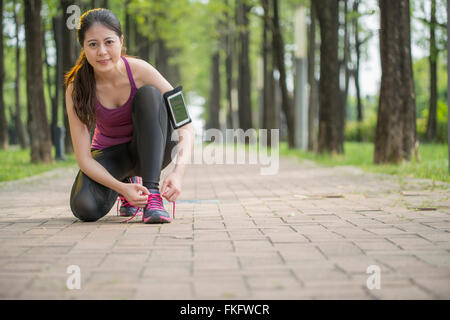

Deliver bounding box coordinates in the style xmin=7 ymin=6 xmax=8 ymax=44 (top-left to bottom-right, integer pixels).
xmin=0 ymin=154 xmax=449 ymax=299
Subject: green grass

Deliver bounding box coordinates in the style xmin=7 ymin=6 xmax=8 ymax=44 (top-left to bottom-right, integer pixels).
xmin=1 ymin=142 xmax=449 ymax=185
xmin=279 ymin=141 xmax=450 ymax=184
xmin=0 ymin=146 xmax=77 ymax=182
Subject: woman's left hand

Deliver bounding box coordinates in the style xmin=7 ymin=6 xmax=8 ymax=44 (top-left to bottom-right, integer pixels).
xmin=160 ymin=171 xmax=183 ymax=202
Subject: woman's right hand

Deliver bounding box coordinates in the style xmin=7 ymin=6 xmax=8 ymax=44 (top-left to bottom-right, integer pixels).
xmin=120 ymin=183 xmax=150 ymax=208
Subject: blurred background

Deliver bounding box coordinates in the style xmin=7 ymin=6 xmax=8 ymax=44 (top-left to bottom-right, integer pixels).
xmin=0 ymin=0 xmax=448 ymax=182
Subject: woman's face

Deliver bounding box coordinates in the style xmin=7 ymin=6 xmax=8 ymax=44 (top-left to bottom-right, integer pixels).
xmin=83 ymin=23 xmax=123 ymax=73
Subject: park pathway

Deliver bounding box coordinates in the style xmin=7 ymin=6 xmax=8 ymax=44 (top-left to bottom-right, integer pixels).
xmin=0 ymin=153 xmax=449 ymax=299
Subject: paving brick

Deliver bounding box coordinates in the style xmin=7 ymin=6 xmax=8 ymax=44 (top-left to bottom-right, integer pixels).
xmin=1 ymin=157 xmax=450 ymax=299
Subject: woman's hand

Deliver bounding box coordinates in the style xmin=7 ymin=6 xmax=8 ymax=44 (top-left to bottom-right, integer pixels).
xmin=160 ymin=171 xmax=183 ymax=202
xmin=119 ymin=183 xmax=150 ymax=208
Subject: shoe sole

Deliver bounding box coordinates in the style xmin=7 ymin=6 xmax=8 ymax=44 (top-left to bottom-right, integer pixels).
xmin=119 ymin=210 xmax=140 ymax=217
xmin=143 ymin=213 xmax=171 ymax=224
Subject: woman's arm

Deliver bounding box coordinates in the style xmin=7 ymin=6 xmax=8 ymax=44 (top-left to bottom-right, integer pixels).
xmin=65 ymin=84 xmax=149 ymax=207
xmin=132 ymin=58 xmax=195 ymax=200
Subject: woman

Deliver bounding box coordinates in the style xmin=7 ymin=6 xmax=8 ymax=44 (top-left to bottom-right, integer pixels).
xmin=65 ymin=8 xmax=194 ymax=224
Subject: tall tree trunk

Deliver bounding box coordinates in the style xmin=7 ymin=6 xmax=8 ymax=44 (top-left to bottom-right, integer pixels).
xmin=225 ymin=0 xmax=234 ymax=129
xmin=374 ymin=0 xmax=416 ymax=163
xmin=62 ymin=0 xmax=76 ymax=154
xmin=0 ymin=0 xmax=7 ymax=149
xmin=307 ymin=0 xmax=319 ymax=152
xmin=314 ymin=0 xmax=341 ymax=154
xmin=447 ymin=0 xmax=449 ymax=171
xmin=353 ymin=0 xmax=363 ymax=142
xmin=14 ymin=0 xmax=27 ymax=148
xmin=272 ymin=0 xmax=294 ymax=148
xmin=208 ymin=51 xmax=221 ymax=130
xmin=426 ymin=0 xmax=437 ymax=141
xmin=52 ymin=15 xmax=63 ymax=149
xmin=135 ymin=20 xmax=150 ymax=62
xmin=155 ymin=38 xmax=170 ymax=81
xmin=262 ymin=0 xmax=277 ymax=145
xmin=125 ymin=0 xmax=133 ymax=52
xmin=42 ymin=20 xmax=57 ymax=147
xmin=24 ymin=0 xmax=53 ymax=163
xmin=338 ymin=0 xmax=350 ymax=153
xmin=236 ymin=0 xmax=253 ymax=131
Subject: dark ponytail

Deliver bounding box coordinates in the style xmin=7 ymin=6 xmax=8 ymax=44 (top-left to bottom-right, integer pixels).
xmin=64 ymin=8 xmax=125 ymax=131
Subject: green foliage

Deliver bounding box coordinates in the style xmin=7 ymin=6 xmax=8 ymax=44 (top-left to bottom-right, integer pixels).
xmin=0 ymin=148 xmax=77 ymax=182
xmin=280 ymin=141 xmax=450 ymax=184
xmin=345 ymin=114 xmax=377 ymax=143
xmin=418 ymin=100 xmax=449 ymax=142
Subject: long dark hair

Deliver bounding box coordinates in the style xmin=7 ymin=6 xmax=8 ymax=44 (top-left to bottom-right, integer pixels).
xmin=65 ymin=8 xmax=126 ymax=131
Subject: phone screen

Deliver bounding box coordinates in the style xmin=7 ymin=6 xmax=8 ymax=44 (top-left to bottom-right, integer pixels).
xmin=169 ymin=93 xmax=189 ymax=124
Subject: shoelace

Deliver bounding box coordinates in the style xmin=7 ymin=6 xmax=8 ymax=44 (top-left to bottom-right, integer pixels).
xmin=145 ymin=192 xmax=176 ymax=220
xmin=117 ymin=176 xmax=144 ymax=218
xmin=120 ymin=193 xmax=175 ymax=223
xmin=116 ymin=195 xmax=143 ymax=217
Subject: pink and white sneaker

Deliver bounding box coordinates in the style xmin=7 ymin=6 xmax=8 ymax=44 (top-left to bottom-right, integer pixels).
xmin=142 ymin=189 xmax=174 ymax=224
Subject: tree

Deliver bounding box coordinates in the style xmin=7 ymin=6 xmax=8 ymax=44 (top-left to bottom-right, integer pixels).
xmin=261 ymin=0 xmax=277 ymax=145
xmin=224 ymin=0 xmax=235 ymax=129
xmin=352 ymin=0 xmax=364 ymax=141
xmin=208 ymin=47 xmax=221 ymax=130
xmin=61 ymin=0 xmax=77 ymax=154
xmin=24 ymin=0 xmax=53 ymax=163
xmin=272 ymin=0 xmax=294 ymax=148
xmin=52 ymin=10 xmax=64 ymax=157
xmin=337 ymin=0 xmax=350 ymax=153
xmin=425 ymin=0 xmax=439 ymax=141
xmin=236 ymin=0 xmax=253 ymax=131
xmin=447 ymin=0 xmax=449 ymax=172
xmin=307 ymin=0 xmax=318 ymax=151
xmin=13 ymin=0 xmax=27 ymax=149
xmin=374 ymin=0 xmax=416 ymax=163
xmin=0 ymin=0 xmax=7 ymax=149
xmin=314 ymin=0 xmax=341 ymax=154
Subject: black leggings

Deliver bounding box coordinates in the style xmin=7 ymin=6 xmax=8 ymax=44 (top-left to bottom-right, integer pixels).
xmin=70 ymin=85 xmax=178 ymax=222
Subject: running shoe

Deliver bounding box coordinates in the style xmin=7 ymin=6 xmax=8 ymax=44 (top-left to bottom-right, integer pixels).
xmin=117 ymin=176 xmax=142 ymax=217
xmin=142 ymin=189 xmax=173 ymax=224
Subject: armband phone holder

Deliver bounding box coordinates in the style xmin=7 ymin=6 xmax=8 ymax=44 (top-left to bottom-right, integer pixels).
xmin=163 ymin=86 xmax=192 ymax=129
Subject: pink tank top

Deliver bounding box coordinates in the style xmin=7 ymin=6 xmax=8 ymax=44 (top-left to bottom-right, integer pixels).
xmin=91 ymin=56 xmax=137 ymax=150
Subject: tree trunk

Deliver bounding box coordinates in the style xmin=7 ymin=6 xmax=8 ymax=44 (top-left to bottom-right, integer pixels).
xmin=426 ymin=0 xmax=437 ymax=141
xmin=125 ymin=0 xmax=133 ymax=51
xmin=314 ymin=0 xmax=341 ymax=154
xmin=224 ymin=0 xmax=234 ymax=129
xmin=262 ymin=0 xmax=277 ymax=145
xmin=0 ymin=0 xmax=7 ymax=149
xmin=208 ymin=51 xmax=221 ymax=130
xmin=236 ymin=0 xmax=253 ymax=132
xmin=43 ymin=19 xmax=57 ymax=148
xmin=272 ymin=0 xmax=294 ymax=148
xmin=52 ymin=15 xmax=63 ymax=146
xmin=24 ymin=0 xmax=53 ymax=163
xmin=135 ymin=20 xmax=150 ymax=62
xmin=353 ymin=0 xmax=363 ymax=142
xmin=374 ymin=0 xmax=416 ymax=163
xmin=337 ymin=0 xmax=350 ymax=153
xmin=155 ymin=38 xmax=169 ymax=80
xmin=447 ymin=0 xmax=449 ymax=171
xmin=61 ymin=0 xmax=76 ymax=154
xmin=307 ymin=0 xmax=319 ymax=152
xmin=14 ymin=0 xmax=27 ymax=148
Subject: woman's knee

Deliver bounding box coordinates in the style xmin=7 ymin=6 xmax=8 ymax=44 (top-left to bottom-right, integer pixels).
xmin=70 ymin=194 xmax=103 ymax=222
xmin=133 ymin=85 xmax=164 ymax=114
